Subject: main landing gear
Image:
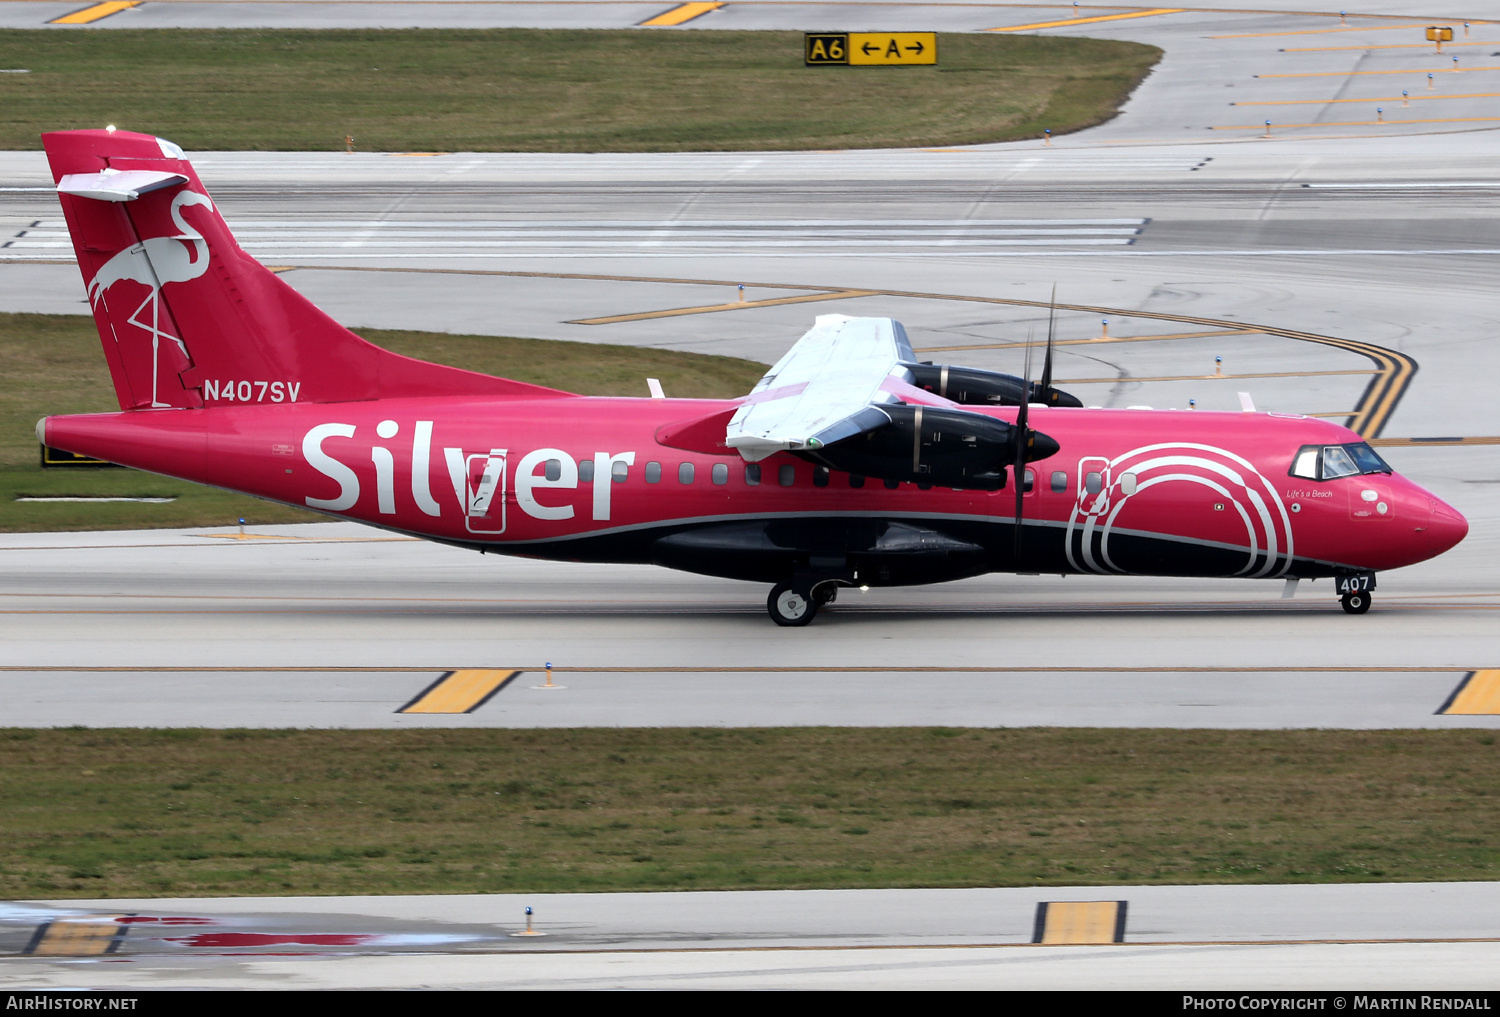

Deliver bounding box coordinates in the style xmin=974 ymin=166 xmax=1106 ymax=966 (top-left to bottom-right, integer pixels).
xmin=1340 ymin=590 xmax=1372 ymax=615
xmin=767 ymin=580 xmax=840 ymax=627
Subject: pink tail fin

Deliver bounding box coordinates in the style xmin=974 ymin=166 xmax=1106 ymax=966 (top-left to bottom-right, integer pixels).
xmin=43 ymin=130 xmax=572 ymax=411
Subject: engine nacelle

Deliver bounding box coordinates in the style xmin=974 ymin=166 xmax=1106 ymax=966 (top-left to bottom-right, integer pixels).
xmin=801 ymin=405 xmax=1058 ymax=491
xmin=905 ymin=363 xmax=1082 ymax=408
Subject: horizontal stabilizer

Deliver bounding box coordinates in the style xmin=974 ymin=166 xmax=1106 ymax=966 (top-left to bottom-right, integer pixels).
xmin=57 ymin=169 xmax=188 ymax=202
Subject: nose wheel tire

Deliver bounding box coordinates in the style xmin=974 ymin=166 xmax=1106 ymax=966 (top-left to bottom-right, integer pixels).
xmin=1340 ymin=591 xmax=1372 ymax=615
xmin=768 ymin=583 xmax=817 ymax=626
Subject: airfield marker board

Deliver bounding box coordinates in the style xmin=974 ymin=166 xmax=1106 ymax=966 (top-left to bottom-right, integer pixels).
xmin=805 ymin=33 xmax=937 ymax=67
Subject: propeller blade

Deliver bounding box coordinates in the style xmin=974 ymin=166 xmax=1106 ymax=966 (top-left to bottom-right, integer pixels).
xmin=1013 ymin=328 xmax=1034 ymax=563
xmin=1039 ymin=284 xmax=1057 ymax=400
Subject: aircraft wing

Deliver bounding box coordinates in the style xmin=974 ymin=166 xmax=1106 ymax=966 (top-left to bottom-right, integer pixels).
xmin=725 ymin=315 xmax=955 ymax=462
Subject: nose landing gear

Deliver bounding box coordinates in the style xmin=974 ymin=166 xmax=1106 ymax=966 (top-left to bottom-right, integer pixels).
xmin=1340 ymin=590 xmax=1372 ymax=614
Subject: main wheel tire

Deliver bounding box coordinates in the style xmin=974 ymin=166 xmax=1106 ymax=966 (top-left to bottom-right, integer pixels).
xmin=1340 ymin=590 xmax=1371 ymax=615
xmin=814 ymin=583 xmax=839 ymax=606
xmin=768 ymin=583 xmax=817 ymax=627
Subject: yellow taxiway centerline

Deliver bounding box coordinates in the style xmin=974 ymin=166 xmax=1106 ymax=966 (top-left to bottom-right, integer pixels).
xmin=238 ymin=266 xmax=1420 ymax=439
xmin=1232 ymin=93 xmax=1500 ymax=106
xmin=988 ymin=8 xmax=1179 ymax=32
xmin=1369 ymin=436 xmax=1500 ymax=446
xmin=571 ymin=289 xmax=876 ymax=325
xmin=398 ymin=668 xmax=520 ymax=714
xmin=1214 ymin=118 xmax=1500 ymax=130
xmin=1283 ymin=41 xmax=1497 ymax=53
xmin=49 ymin=1 xmax=139 ymax=24
xmin=639 ymin=1 xmax=723 ymax=26
xmin=916 ymin=328 xmax=1257 ymax=353
xmin=1255 ymin=68 xmax=1498 ymax=79
xmin=1210 ymin=24 xmax=1430 ymax=40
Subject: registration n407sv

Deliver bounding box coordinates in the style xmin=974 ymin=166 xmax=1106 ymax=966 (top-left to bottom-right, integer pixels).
xmin=36 ymin=130 xmax=1468 ymax=625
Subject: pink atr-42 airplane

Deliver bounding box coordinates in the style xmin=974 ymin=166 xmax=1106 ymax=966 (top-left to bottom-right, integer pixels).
xmin=36 ymin=129 xmax=1468 ymax=625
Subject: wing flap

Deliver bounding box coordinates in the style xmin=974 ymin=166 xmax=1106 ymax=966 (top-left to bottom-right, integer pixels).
xmin=726 ymin=315 xmax=943 ymax=461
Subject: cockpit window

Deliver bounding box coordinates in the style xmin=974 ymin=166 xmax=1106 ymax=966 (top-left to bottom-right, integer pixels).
xmin=1346 ymin=442 xmax=1391 ymax=475
xmin=1289 ymin=442 xmax=1393 ymax=481
xmin=1290 ymin=447 xmax=1320 ymax=480
xmin=1321 ymin=445 xmax=1358 ymax=479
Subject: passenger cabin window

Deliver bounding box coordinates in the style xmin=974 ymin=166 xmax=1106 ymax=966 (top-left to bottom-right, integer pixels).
xmin=612 ymin=460 xmax=629 ymax=483
xmin=544 ymin=459 xmax=562 ymax=482
xmin=1050 ymin=471 xmax=1067 ymax=493
xmin=1289 ymin=442 xmax=1392 ymax=481
xmin=645 ymin=461 xmax=661 ymax=483
xmin=712 ymin=463 xmax=728 ymax=485
xmin=849 ymin=475 xmax=865 ymax=489
xmin=813 ymin=467 xmax=830 ymax=488
xmin=679 ymin=462 xmax=694 ymax=484
xmin=779 ymin=464 xmax=796 ymax=487
xmin=578 ymin=459 xmax=594 ymax=483
xmin=744 ymin=464 xmax=761 ymax=486
xmin=1085 ymin=471 xmax=1103 ymax=495
xmin=1120 ymin=472 xmax=1138 ymax=496
xmin=1022 ymin=469 xmax=1034 ymax=493
xmin=884 ymin=478 xmax=900 ymax=490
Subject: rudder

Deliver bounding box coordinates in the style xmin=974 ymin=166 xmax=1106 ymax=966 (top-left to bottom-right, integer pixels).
xmin=43 ymin=129 xmax=571 ymax=411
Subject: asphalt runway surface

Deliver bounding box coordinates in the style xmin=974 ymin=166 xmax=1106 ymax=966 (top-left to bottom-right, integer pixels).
xmin=2 ymin=2 xmax=1500 ymax=989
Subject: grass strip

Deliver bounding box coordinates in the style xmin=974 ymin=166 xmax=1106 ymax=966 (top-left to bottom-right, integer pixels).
xmin=0 ymin=311 xmax=766 ymax=531
xmin=3 ymin=726 xmax=1497 ymax=899
xmin=0 ymin=29 xmax=1159 ymax=151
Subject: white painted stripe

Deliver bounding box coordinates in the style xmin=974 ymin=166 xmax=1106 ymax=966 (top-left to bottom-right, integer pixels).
xmin=11 ymin=248 xmax=1499 ymax=261
xmin=17 ymin=228 xmax=1144 ymax=240
xmin=4 ymin=239 xmax=1137 ymax=250
xmin=1303 ymin=182 xmax=1500 ymax=189
xmin=20 ymin=219 xmax=1148 ymax=230
xmin=15 ymin=497 xmax=175 ymax=504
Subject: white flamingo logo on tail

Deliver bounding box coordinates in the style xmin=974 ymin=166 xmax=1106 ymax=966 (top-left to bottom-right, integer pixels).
xmin=87 ymin=190 xmax=213 ymax=407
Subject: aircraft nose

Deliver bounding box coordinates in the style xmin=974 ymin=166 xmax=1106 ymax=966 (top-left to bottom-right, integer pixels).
xmin=1423 ymin=494 xmax=1469 ymax=555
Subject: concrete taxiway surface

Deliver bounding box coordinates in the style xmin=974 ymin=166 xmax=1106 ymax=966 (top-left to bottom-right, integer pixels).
xmin=3 ymin=4 xmax=1499 ymax=990
xmin=0 ymin=440 xmax=1495 ymax=730
xmin=4 ymin=883 xmax=1500 ymax=989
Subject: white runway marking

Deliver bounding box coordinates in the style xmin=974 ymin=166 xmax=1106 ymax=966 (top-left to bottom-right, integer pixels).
xmin=5 ymin=218 xmax=1147 ymax=257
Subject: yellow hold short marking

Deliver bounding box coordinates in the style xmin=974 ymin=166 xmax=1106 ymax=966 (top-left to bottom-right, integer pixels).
xmin=399 ymin=669 xmax=519 ymax=714
xmin=640 ymin=2 xmax=723 ymax=28
xmin=27 ymin=917 xmax=126 ymax=956
xmin=1440 ymin=670 xmax=1500 ymax=714
xmin=1034 ymin=901 xmax=1126 ymax=945
xmin=50 ymin=2 xmax=140 ymax=25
